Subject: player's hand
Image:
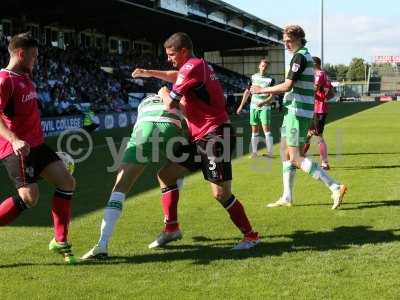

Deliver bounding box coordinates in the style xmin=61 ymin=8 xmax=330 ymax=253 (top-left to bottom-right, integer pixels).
xmin=158 ymin=86 xmax=170 ymax=98
xmin=250 ymin=85 xmax=263 ymax=94
xmin=158 ymin=86 xmax=171 ymax=104
xmin=256 ymin=101 xmax=265 ymax=108
xmin=11 ymin=139 xmax=30 ymax=157
xmin=132 ymin=68 xmax=151 ymax=78
xmin=308 ymin=128 xmax=317 ymax=137
xmin=236 ymin=107 xmax=242 ymax=115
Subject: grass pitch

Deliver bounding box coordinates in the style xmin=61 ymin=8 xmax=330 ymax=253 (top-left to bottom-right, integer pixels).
xmin=1 ymin=102 xmax=399 ymax=299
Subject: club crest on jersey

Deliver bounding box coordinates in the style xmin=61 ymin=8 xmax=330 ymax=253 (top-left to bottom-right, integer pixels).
xmin=19 ymin=82 xmax=26 ymax=89
xmin=183 ymin=63 xmax=193 ymax=70
xmin=292 ymin=63 xmax=300 ymax=72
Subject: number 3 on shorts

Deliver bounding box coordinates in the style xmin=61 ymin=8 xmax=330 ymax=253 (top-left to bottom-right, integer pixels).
xmin=208 ymin=159 xmax=216 ymax=171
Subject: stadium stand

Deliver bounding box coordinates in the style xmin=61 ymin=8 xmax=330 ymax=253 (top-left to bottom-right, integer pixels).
xmin=0 ymin=0 xmax=284 ymax=117
xmin=0 ymin=41 xmax=253 ymax=116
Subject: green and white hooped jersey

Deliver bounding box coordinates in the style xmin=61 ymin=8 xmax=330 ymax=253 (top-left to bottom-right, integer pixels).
xmin=134 ymin=94 xmax=184 ymax=130
xmin=250 ymin=73 xmax=274 ymax=111
xmin=283 ymin=48 xmax=315 ymax=119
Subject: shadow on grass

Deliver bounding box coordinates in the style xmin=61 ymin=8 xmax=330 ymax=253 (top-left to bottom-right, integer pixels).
xmin=340 ymin=199 xmax=400 ymax=211
xmin=93 ymin=225 xmax=400 ymax=264
xmin=291 ymin=203 xmax=331 ymax=207
xmin=310 ymin=152 xmax=400 ymax=157
xmin=333 ymin=165 xmax=400 ymax=170
xmin=1 ymin=225 xmax=399 ymax=268
xmin=288 ymin=199 xmax=400 ymax=209
xmin=0 ymin=102 xmax=383 ymax=227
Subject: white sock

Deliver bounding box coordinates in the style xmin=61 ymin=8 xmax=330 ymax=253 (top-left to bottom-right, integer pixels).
xmin=98 ymin=192 xmax=126 ymax=248
xmin=265 ymin=131 xmax=273 ymax=156
xmin=251 ymin=133 xmax=259 ymax=154
xmin=282 ymin=161 xmax=296 ymax=202
xmin=300 ymin=158 xmax=339 ymax=192
xmin=279 ymin=140 xmax=287 ymax=161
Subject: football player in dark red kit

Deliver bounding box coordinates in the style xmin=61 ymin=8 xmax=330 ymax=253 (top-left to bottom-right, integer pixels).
xmin=133 ymin=32 xmax=260 ymax=250
xmin=0 ymin=33 xmax=77 ymax=264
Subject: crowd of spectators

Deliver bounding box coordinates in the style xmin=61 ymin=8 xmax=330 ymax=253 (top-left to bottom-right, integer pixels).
xmin=211 ymin=63 xmax=249 ymax=94
xmin=0 ymin=37 xmax=248 ymax=117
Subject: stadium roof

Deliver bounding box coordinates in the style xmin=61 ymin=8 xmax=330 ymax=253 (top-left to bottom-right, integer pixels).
xmin=1 ymin=0 xmax=283 ymax=51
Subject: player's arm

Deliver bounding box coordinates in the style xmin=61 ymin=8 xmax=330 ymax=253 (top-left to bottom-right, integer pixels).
xmin=158 ymin=86 xmax=179 ymax=109
xmin=256 ymin=92 xmax=275 ymax=108
xmin=236 ymin=88 xmax=251 ymax=114
xmin=159 ymin=65 xmax=200 ymax=110
xmin=251 ymin=79 xmax=293 ymax=95
xmin=251 ymin=54 xmax=306 ymax=95
xmin=0 ymin=78 xmax=30 ymax=156
xmin=255 ymin=78 xmax=276 ymax=107
xmin=0 ymin=117 xmax=30 ymax=156
xmin=132 ymin=68 xmax=178 ymax=83
xmin=314 ymin=83 xmax=326 ymax=102
xmin=314 ymin=72 xmax=326 ymax=101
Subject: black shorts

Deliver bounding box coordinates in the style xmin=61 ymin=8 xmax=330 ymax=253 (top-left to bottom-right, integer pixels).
xmin=312 ymin=113 xmax=327 ymax=135
xmin=176 ymin=123 xmax=236 ymax=182
xmin=1 ymin=143 xmax=60 ymax=189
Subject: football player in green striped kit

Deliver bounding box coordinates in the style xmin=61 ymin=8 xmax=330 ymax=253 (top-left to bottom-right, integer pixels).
xmin=81 ymin=94 xmax=186 ymax=259
xmin=237 ymin=59 xmax=275 ymax=158
xmin=251 ymin=25 xmax=347 ymax=209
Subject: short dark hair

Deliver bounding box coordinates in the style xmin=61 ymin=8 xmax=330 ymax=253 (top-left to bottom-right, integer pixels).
xmin=8 ymin=32 xmax=38 ymax=53
xmin=164 ymin=32 xmax=193 ymax=50
xmin=313 ymin=56 xmax=321 ymax=66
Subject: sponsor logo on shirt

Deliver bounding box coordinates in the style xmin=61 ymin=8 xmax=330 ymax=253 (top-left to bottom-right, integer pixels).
xmin=292 ymin=63 xmax=300 ymax=72
xmin=21 ymin=91 xmax=38 ymax=103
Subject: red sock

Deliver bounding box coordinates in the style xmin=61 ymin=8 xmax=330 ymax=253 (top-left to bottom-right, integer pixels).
xmin=0 ymin=196 xmax=27 ymax=226
xmin=161 ymin=185 xmax=179 ymax=232
xmin=52 ymin=189 xmax=72 ymax=243
xmin=224 ymin=195 xmax=253 ymax=235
